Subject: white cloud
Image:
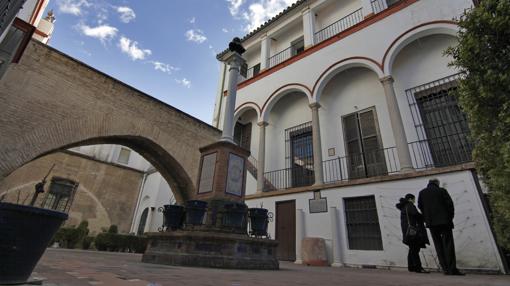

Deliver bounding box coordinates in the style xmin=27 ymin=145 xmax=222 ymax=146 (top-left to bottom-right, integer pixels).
xmin=149 ymin=61 xmax=180 ymax=74
xmin=118 ymin=36 xmax=152 ymax=60
xmin=222 ymin=28 xmax=229 ymax=33
xmin=117 ymin=6 xmax=136 ymax=23
xmin=241 ymin=0 xmax=297 ymax=32
xmin=78 ymin=23 xmax=118 ymax=42
xmin=189 ymin=17 xmax=196 ymax=24
xmin=185 ymin=29 xmax=207 ymax=44
xmin=57 ymin=0 xmax=91 ymax=16
xmin=176 ymin=78 xmax=191 ymax=88
xmin=227 ymin=0 xmax=245 ymax=16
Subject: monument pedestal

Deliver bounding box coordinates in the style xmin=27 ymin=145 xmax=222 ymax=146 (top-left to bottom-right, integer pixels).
xmin=142 ymin=231 xmax=279 ymax=270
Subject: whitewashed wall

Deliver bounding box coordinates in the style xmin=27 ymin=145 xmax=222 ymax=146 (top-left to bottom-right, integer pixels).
xmin=315 ymin=0 xmax=361 ymax=31
xmin=246 ymin=170 xmax=504 ymax=272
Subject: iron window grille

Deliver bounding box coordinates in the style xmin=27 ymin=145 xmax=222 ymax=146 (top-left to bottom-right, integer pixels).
xmin=406 ymin=73 xmax=473 ymax=168
xmin=41 ymin=177 xmax=78 ymax=213
xmin=285 ymin=121 xmax=314 ymax=188
xmin=344 ymin=195 xmax=383 ymax=251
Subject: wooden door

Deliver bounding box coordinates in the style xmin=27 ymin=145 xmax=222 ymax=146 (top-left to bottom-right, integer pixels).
xmin=276 ymin=200 xmax=296 ymax=261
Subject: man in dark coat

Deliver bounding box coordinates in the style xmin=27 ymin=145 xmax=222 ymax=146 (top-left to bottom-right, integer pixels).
xmin=418 ymin=178 xmax=464 ymax=275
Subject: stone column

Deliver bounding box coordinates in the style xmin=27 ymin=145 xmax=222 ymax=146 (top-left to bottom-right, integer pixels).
xmin=301 ymin=7 xmax=316 ymax=48
xmin=295 ymin=208 xmax=305 ymax=264
xmin=330 ymin=207 xmax=343 ymax=267
xmin=380 ymin=76 xmax=413 ymax=171
xmin=310 ymin=103 xmax=324 ymax=185
xmin=257 ymin=121 xmax=268 ymax=193
xmin=260 ymin=35 xmax=270 ymax=70
xmin=221 ymin=52 xmax=246 ymax=143
xmin=361 ymin=0 xmax=374 ymax=18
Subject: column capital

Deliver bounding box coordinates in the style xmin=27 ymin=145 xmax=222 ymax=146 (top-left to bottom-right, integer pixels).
xmin=225 ymin=52 xmax=245 ymax=69
xmin=309 ymin=102 xmax=321 ymax=110
xmin=379 ymin=75 xmax=394 ymax=84
xmin=257 ymin=121 xmax=269 ymax=127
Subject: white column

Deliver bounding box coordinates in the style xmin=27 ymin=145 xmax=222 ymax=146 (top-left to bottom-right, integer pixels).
xmin=301 ymin=7 xmax=316 ymax=48
xmin=380 ymin=76 xmax=413 ymax=171
xmin=257 ymin=121 xmax=268 ymax=192
xmin=330 ymin=207 xmax=343 ymax=267
xmin=221 ymin=52 xmax=246 ymax=143
xmin=310 ymin=103 xmax=324 ymax=185
xmin=361 ymin=0 xmax=374 ymax=17
xmin=295 ymin=209 xmax=305 ymax=264
xmin=260 ymin=35 xmax=270 ymax=70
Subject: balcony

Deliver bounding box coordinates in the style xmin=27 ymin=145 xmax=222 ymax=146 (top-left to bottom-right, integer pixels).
xmin=262 ymin=134 xmax=473 ymax=192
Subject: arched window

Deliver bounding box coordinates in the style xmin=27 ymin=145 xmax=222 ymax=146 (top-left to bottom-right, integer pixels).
xmin=137 ymin=208 xmax=149 ymax=235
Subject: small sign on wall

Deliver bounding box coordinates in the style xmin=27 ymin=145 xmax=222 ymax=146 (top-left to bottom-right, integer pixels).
xmin=309 ymin=191 xmax=328 ymax=213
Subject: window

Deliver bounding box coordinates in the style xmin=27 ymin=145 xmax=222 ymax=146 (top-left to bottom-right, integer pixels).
xmin=291 ymin=37 xmax=305 ymax=56
xmin=137 ymin=208 xmax=149 ymax=235
xmin=407 ymin=74 xmax=472 ymax=167
xmin=240 ymin=62 xmax=248 ymax=78
xmin=344 ymin=196 xmax=383 ymax=250
xmin=285 ymin=122 xmax=314 ymax=187
xmin=342 ymin=108 xmax=386 ymax=179
xmin=42 ymin=178 xmax=78 ymax=212
xmin=234 ymin=122 xmax=252 ymax=150
xmin=252 ymin=63 xmax=261 ymax=77
xmin=117 ymin=147 xmax=131 ymax=164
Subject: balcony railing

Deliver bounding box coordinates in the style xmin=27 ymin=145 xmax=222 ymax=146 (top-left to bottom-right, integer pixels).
xmin=268 ymin=46 xmax=293 ymax=69
xmin=261 ymin=133 xmax=473 ymax=191
xmin=323 ymin=147 xmax=399 ymax=184
xmin=314 ymin=8 xmax=363 ymax=45
xmin=263 ymin=166 xmax=315 ymax=192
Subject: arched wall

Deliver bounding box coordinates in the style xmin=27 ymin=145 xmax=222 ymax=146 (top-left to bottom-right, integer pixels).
xmin=260 ymin=84 xmax=313 ymax=122
xmin=0 ymin=41 xmax=220 ymax=202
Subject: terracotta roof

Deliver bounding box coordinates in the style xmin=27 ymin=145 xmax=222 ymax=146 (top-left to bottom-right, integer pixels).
xmin=216 ymin=0 xmax=309 ymax=60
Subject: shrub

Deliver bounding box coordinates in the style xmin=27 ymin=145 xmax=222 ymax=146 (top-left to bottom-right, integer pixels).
xmin=52 ymin=220 xmax=90 ymax=249
xmin=94 ymin=232 xmax=147 ymax=253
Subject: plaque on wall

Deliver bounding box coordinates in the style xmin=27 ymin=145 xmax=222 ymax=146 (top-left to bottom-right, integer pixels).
xmin=198 ymin=152 xmax=217 ymax=194
xmin=225 ymin=153 xmax=245 ymax=196
xmin=309 ymin=191 xmax=328 ymax=213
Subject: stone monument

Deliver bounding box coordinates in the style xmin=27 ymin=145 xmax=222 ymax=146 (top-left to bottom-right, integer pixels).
xmin=142 ymin=38 xmax=279 ymax=270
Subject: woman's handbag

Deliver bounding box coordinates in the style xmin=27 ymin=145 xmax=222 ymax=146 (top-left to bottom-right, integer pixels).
xmin=405 ymin=205 xmax=418 ymax=239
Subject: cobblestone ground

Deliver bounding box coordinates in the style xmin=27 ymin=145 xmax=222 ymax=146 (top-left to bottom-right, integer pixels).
xmin=25 ymin=249 xmax=509 ymax=286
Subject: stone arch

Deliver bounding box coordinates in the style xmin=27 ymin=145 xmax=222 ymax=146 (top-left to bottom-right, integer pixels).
xmin=313 ymin=57 xmax=384 ymax=102
xmin=382 ymin=21 xmax=459 ymax=75
xmin=234 ymin=102 xmax=261 ymax=124
xmin=261 ymin=84 xmax=313 ymax=122
xmin=1 ymin=116 xmax=198 ymax=204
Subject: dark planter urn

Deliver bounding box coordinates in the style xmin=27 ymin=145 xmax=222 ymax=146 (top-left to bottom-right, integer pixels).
xmin=0 ymin=202 xmax=68 ymax=285
xmin=161 ymin=204 xmax=185 ymax=230
xmin=222 ymin=202 xmax=247 ymax=228
xmin=248 ymin=208 xmax=269 ymax=237
xmin=185 ymin=200 xmax=208 ymax=225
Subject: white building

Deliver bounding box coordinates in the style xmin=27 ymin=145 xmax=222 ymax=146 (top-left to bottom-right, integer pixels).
xmin=214 ymin=0 xmax=506 ymax=273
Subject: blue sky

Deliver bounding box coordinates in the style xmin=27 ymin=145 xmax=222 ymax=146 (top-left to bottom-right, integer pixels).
xmin=46 ymin=0 xmax=296 ymax=124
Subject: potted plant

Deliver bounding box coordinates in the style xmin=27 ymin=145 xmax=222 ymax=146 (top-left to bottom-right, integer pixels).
xmin=0 ymin=165 xmax=75 ymax=284
xmin=159 ymin=198 xmax=185 ymax=231
xmin=185 ymin=200 xmax=208 ymax=225
xmin=248 ymin=207 xmax=272 ymax=237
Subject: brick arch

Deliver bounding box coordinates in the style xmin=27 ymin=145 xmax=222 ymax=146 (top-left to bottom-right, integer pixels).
xmin=0 ymin=41 xmax=220 ymax=203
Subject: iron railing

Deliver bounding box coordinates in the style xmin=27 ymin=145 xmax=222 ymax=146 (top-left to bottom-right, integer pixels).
xmin=370 ymin=0 xmax=386 ymax=14
xmin=314 ymin=8 xmax=363 ymax=44
xmin=268 ymin=46 xmax=293 ymax=68
xmin=0 ymin=0 xmax=25 ymax=37
xmin=263 ymin=166 xmax=315 ymax=191
xmin=322 ymin=147 xmax=399 ymax=184
xmin=408 ymin=134 xmax=473 ymax=170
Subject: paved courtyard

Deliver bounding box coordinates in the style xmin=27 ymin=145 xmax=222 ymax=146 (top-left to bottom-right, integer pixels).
xmin=25 ymin=248 xmax=510 ymax=286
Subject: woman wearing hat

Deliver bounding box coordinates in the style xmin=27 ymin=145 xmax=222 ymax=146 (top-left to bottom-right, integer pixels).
xmin=396 ymin=193 xmax=430 ymax=273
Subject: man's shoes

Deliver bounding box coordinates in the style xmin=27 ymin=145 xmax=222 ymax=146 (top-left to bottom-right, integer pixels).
xmin=414 ymin=268 xmax=430 ymax=274
xmin=445 ymin=269 xmax=465 ymax=276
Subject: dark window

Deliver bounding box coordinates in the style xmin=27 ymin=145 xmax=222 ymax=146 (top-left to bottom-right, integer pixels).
xmin=291 ymin=37 xmax=305 ymax=56
xmin=344 ymin=196 xmax=383 ymax=250
xmin=342 ymin=108 xmax=387 ymax=179
xmin=234 ymin=122 xmax=252 ymax=150
xmin=286 ymin=122 xmax=314 ymax=187
xmin=240 ymin=62 xmax=248 ymax=78
xmin=137 ymin=208 xmax=149 ymax=235
xmin=407 ymin=74 xmax=472 ymax=167
xmin=253 ymin=63 xmax=261 ymax=76
xmin=42 ymin=178 xmax=78 ymax=212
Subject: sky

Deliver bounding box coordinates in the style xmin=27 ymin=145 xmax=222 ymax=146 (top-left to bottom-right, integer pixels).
xmin=45 ymin=0 xmax=297 ymax=124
